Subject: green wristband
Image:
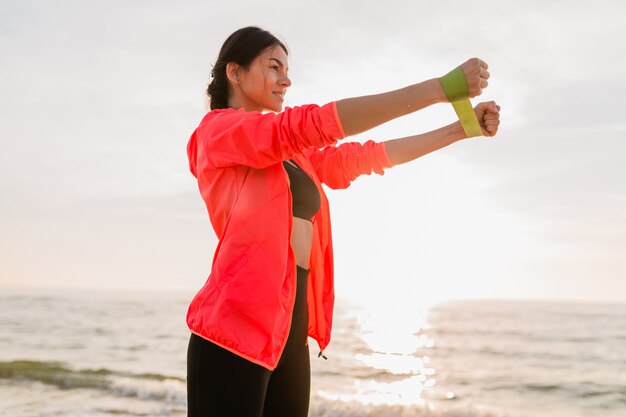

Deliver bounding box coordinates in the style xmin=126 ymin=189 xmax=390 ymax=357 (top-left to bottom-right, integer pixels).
xmin=439 ymin=67 xmax=483 ymax=138
xmin=440 ymin=67 xmax=470 ymax=102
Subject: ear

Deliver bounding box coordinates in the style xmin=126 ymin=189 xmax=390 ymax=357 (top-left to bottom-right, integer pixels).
xmin=226 ymin=62 xmax=241 ymax=85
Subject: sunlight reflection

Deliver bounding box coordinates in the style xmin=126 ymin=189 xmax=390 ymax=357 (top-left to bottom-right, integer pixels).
xmin=349 ymin=300 xmax=439 ymax=406
xmin=355 ymin=352 xmax=433 ymax=376
xmin=318 ymin=375 xmax=431 ymax=406
xmin=355 ymin=303 xmax=434 ymax=355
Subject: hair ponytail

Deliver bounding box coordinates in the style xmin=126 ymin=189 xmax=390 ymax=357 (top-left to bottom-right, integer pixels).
xmin=207 ymin=61 xmax=228 ymax=110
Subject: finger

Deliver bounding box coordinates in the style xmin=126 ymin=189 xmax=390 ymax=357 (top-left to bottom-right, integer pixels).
xmin=486 ymin=102 xmax=500 ymax=112
xmin=470 ymin=85 xmax=482 ymax=98
xmin=485 ymin=127 xmax=499 ymax=137
xmin=478 ymin=58 xmax=489 ymax=70
xmin=484 ymin=117 xmax=499 ymax=126
xmin=485 ymin=108 xmax=499 ymax=117
xmin=471 ymin=79 xmax=487 ymax=97
xmin=479 ymin=101 xmax=497 ymax=112
xmin=485 ymin=124 xmax=498 ymax=136
xmin=484 ymin=111 xmax=499 ymax=121
xmin=480 ymin=68 xmax=490 ymax=80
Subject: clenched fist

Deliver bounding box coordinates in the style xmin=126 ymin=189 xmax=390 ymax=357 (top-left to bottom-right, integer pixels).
xmin=459 ymin=58 xmax=490 ymax=98
xmin=474 ymin=101 xmax=501 ymax=137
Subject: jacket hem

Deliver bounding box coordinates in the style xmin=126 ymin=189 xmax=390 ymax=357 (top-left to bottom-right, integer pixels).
xmin=189 ymin=330 xmax=276 ymax=371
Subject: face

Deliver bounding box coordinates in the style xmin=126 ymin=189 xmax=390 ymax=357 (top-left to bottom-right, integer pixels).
xmin=230 ymin=45 xmax=291 ymax=112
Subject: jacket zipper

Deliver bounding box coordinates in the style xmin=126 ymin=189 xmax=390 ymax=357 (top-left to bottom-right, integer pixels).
xmin=295 ymin=155 xmax=329 ymax=363
xmin=273 ymin=167 xmax=298 ymax=370
xmin=280 ymin=157 xmax=329 ymax=365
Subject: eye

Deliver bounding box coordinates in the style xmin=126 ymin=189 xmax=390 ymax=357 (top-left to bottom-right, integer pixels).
xmin=270 ymin=65 xmax=279 ymax=71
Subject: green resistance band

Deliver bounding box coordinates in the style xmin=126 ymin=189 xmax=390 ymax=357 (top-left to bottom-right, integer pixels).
xmin=439 ymin=67 xmax=482 ymax=138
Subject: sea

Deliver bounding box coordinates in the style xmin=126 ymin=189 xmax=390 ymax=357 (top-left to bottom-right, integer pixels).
xmin=0 ymin=287 xmax=624 ymax=417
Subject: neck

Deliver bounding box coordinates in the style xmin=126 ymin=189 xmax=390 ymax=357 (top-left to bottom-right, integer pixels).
xmin=228 ymin=89 xmax=263 ymax=112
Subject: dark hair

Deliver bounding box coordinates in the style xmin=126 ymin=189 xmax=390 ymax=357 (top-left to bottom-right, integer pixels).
xmin=207 ymin=27 xmax=288 ymax=110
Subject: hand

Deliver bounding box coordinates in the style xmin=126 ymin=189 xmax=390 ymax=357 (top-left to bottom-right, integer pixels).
xmin=474 ymin=101 xmax=501 ymax=137
xmin=459 ymin=58 xmax=490 ymax=98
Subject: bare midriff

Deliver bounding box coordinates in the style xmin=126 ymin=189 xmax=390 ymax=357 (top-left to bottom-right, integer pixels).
xmin=290 ymin=217 xmax=314 ymax=269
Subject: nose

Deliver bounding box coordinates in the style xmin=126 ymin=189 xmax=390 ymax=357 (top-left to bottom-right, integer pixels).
xmin=280 ymin=74 xmax=291 ymax=88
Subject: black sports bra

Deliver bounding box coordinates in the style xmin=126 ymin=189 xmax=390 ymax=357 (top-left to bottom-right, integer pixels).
xmin=282 ymin=159 xmax=321 ymax=222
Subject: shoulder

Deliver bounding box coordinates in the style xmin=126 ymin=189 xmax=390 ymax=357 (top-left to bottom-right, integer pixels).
xmin=199 ymin=107 xmax=249 ymax=125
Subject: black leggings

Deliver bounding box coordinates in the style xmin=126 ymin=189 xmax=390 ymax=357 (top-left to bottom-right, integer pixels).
xmin=187 ymin=266 xmax=310 ymax=417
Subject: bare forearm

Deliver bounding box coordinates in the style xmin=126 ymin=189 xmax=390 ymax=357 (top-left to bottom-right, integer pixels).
xmin=335 ymin=79 xmax=446 ymax=136
xmin=384 ymin=122 xmax=466 ymax=166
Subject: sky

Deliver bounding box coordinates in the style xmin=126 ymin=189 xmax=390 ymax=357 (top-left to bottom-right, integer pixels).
xmin=1 ymin=0 xmax=625 ymax=306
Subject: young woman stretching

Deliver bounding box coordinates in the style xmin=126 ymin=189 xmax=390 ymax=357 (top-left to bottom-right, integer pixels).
xmin=186 ymin=26 xmax=501 ymax=417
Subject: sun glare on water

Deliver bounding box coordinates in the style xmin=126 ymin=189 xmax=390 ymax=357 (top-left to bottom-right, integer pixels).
xmin=324 ymin=301 xmax=442 ymax=406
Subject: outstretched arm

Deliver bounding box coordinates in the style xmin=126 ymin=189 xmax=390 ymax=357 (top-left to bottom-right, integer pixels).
xmin=385 ymin=101 xmax=501 ymax=165
xmin=335 ymin=58 xmax=489 ymax=136
xmin=336 ymin=79 xmax=445 ymax=136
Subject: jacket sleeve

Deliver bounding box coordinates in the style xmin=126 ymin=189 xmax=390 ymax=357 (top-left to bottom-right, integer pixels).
xmin=194 ymin=102 xmax=346 ymax=169
xmin=304 ymin=140 xmax=396 ymax=190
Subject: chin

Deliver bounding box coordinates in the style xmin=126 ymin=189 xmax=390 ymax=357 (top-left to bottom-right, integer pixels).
xmin=266 ymin=105 xmax=283 ymax=113
xmin=267 ymin=98 xmax=284 ymax=113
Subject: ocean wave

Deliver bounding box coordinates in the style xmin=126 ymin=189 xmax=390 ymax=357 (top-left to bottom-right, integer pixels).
xmin=0 ymin=360 xmax=186 ymax=404
xmin=309 ymin=395 xmax=510 ymax=417
xmin=315 ymin=368 xmax=393 ymax=380
xmin=487 ymin=380 xmax=626 ymax=402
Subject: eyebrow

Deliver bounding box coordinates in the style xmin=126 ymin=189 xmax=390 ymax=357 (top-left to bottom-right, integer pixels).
xmin=268 ymin=57 xmax=288 ymax=71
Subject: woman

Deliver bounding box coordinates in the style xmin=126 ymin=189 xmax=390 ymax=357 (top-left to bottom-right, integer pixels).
xmin=186 ymin=26 xmax=500 ymax=417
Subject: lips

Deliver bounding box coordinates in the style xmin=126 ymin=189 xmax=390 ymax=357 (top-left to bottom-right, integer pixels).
xmin=273 ymin=91 xmax=285 ymax=100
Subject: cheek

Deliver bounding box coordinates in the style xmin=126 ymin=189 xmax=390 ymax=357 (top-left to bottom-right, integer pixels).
xmin=243 ymin=68 xmax=266 ymax=93
xmin=264 ymin=72 xmax=279 ymax=88
xmin=257 ymin=73 xmax=274 ymax=96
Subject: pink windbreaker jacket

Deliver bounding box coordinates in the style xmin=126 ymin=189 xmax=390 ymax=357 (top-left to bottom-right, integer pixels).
xmin=186 ymin=102 xmax=395 ymax=370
